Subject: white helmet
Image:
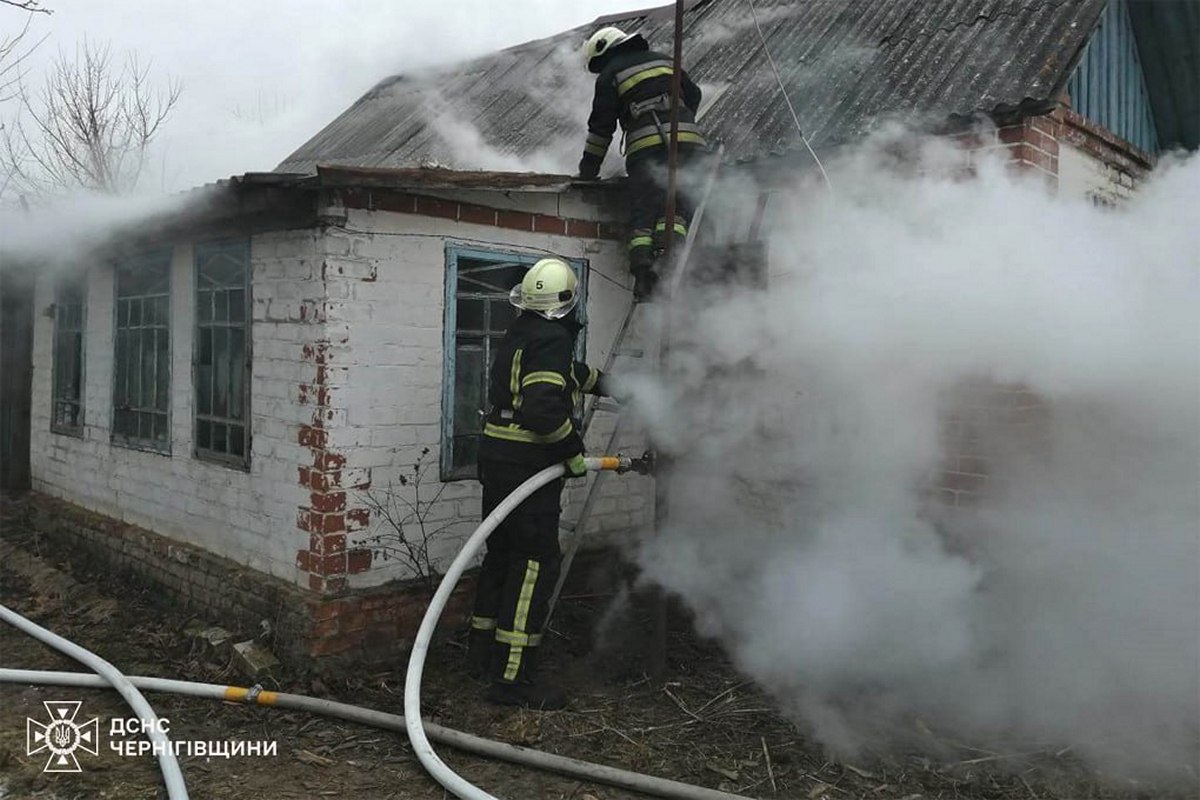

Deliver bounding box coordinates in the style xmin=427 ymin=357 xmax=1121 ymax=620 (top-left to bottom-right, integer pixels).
xmin=509 ymin=258 xmax=580 ymax=320
xmin=584 ymin=26 xmax=633 ymax=72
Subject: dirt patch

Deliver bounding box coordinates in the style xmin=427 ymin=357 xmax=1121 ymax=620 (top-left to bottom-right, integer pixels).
xmin=0 ymin=520 xmax=1194 ymax=800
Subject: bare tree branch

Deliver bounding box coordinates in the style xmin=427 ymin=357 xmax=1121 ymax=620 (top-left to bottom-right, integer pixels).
xmin=0 ymin=0 xmax=51 ymax=13
xmin=1 ymin=38 xmax=180 ymax=197
xmin=0 ymin=13 xmax=46 ymax=104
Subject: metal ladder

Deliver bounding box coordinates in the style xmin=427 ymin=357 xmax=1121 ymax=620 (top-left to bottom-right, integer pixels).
xmin=546 ymin=145 xmax=727 ymax=621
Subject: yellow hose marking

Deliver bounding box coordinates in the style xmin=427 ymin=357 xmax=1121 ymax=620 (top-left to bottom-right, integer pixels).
xmin=257 ymin=691 xmax=278 ymax=706
xmin=224 ymin=687 xmax=247 ymax=701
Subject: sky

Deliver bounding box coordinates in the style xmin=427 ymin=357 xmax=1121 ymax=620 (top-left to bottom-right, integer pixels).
xmin=4 ymin=0 xmax=637 ymax=191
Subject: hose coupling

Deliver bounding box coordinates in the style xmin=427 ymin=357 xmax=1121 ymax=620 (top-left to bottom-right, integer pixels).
xmin=627 ymin=449 xmax=655 ymax=475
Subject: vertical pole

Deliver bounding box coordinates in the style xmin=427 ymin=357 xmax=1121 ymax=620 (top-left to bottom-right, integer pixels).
xmin=649 ymin=0 xmax=687 ymax=683
xmin=662 ymin=0 xmax=685 ymax=266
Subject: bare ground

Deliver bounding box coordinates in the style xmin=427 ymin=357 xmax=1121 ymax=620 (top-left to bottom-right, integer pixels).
xmin=0 ymin=518 xmax=1195 ymax=800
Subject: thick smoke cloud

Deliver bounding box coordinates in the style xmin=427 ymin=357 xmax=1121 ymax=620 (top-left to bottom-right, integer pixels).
xmin=635 ymin=135 xmax=1200 ymax=782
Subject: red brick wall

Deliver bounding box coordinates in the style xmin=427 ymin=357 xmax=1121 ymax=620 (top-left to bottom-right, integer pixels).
xmin=339 ymin=188 xmax=623 ymax=240
xmin=13 ymin=492 xmax=474 ymax=665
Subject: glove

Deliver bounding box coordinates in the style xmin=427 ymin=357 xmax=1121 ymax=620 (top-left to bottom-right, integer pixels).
xmin=565 ymin=453 xmax=588 ymax=478
xmin=577 ymin=155 xmax=601 ymax=181
xmin=596 ymin=373 xmax=632 ymax=403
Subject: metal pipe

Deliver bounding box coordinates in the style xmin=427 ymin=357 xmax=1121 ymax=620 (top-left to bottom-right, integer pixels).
xmin=0 ymin=668 xmax=756 ymax=800
xmin=0 ymin=604 xmax=189 ymax=800
xmin=662 ymin=0 xmax=686 ymax=265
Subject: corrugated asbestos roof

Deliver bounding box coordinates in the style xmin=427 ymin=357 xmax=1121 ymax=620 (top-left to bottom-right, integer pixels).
xmin=277 ymin=0 xmax=1106 ymax=173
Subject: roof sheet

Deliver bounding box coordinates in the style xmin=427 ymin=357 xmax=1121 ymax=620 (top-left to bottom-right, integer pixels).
xmin=277 ymin=0 xmax=1106 ymax=173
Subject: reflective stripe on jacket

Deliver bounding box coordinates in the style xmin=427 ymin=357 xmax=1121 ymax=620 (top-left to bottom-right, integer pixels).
xmin=578 ymin=45 xmax=706 ymax=178
xmin=480 ymin=313 xmax=606 ymax=469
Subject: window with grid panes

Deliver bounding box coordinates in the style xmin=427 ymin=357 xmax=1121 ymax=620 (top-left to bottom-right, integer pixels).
xmin=441 ymin=247 xmax=586 ymax=481
xmin=51 ymin=277 xmax=86 ymax=435
xmin=194 ymin=240 xmax=250 ymax=467
xmin=112 ymin=251 xmax=171 ymax=451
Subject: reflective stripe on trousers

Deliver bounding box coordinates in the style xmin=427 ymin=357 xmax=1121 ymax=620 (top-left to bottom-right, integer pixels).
xmin=502 ymin=559 xmax=541 ymax=681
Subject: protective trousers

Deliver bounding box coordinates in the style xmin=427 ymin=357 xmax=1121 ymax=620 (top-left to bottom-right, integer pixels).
xmin=470 ymin=459 xmax=563 ymax=684
xmin=626 ymin=153 xmax=692 ymax=274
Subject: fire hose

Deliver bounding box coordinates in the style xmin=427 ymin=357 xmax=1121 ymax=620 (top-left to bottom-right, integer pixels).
xmin=1 ymin=455 xmax=757 ymax=800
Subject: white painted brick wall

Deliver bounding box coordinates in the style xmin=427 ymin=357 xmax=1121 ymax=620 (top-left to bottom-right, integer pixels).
xmin=1058 ymin=143 xmax=1137 ymax=205
xmin=328 ymin=197 xmax=651 ymax=588
xmin=29 ymin=229 xmax=322 ymax=585
xmin=29 ymin=190 xmax=652 ymax=593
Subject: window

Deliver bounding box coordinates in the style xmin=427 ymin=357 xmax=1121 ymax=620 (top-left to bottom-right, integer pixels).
xmin=441 ymin=246 xmax=587 ymax=480
xmin=51 ymin=277 xmax=86 ymax=435
xmin=112 ymin=250 xmax=171 ymax=451
xmin=194 ymin=240 xmax=250 ymax=467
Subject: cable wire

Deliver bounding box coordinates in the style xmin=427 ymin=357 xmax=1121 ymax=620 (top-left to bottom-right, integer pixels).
xmin=746 ymin=0 xmax=833 ymax=190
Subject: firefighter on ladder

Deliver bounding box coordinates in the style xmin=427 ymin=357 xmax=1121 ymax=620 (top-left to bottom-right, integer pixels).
xmin=467 ymin=257 xmax=615 ymax=709
xmin=576 ymin=25 xmax=708 ymax=302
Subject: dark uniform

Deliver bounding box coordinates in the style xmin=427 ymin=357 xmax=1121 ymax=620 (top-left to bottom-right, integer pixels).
xmin=577 ymin=34 xmax=707 ymax=285
xmin=470 ymin=311 xmax=607 ymax=695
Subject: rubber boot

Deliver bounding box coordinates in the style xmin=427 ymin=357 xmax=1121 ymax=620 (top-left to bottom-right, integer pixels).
xmin=466 ymin=628 xmax=492 ymax=681
xmin=632 ymin=267 xmax=659 ymax=303
xmin=485 ymin=680 xmax=568 ymax=710
xmin=484 ymin=646 xmax=567 ymax=710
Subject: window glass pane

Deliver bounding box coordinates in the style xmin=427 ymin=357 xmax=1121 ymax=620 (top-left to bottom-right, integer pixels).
xmin=229 ymin=425 xmax=245 ymax=457
xmin=453 ymin=434 xmax=479 ymax=473
xmin=229 ymin=328 xmax=245 ymax=420
xmin=457 ymin=298 xmax=485 ymax=331
xmin=213 ymin=327 xmax=229 ymax=418
xmin=128 ymin=331 xmax=142 ymax=407
xmin=156 ymin=329 xmax=169 ymax=411
xmin=113 ymin=330 xmax=127 ymax=406
xmin=198 ymin=292 xmax=213 ymax=323
xmin=196 ymin=419 xmax=211 ymax=450
xmin=453 ymin=343 xmax=484 ymax=437
xmin=141 ymin=329 xmax=156 ymax=409
xmin=211 ymin=422 xmax=227 ymax=454
xmin=229 ymin=288 xmax=245 ymax=322
xmin=197 ymin=364 xmax=212 ymax=415
xmin=214 ymin=290 xmax=229 ymax=323
xmin=489 ymin=301 xmax=516 ymax=332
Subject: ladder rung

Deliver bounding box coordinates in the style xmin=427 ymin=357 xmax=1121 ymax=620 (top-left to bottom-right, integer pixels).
xmin=591 ymin=398 xmax=621 ymax=414
xmin=614 ymin=348 xmax=644 ymax=359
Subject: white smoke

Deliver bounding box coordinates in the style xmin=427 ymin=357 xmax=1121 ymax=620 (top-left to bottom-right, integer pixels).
xmin=0 ymin=190 xmax=194 ymax=267
xmin=634 ymin=134 xmax=1200 ymax=783
xmin=398 ymin=39 xmax=602 ymax=176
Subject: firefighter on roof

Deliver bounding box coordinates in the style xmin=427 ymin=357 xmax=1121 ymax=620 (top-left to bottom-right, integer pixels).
xmin=577 ymin=25 xmax=708 ymax=302
xmin=467 ymin=257 xmax=615 ymax=709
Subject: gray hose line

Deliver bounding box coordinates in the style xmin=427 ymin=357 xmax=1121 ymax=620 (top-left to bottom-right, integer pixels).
xmin=0 ymin=605 xmax=189 ymax=800
xmin=0 ymin=668 xmax=758 ymax=800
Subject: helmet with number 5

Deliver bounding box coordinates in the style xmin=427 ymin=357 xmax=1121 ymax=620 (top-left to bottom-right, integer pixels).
xmin=509 ymin=258 xmax=579 ymax=319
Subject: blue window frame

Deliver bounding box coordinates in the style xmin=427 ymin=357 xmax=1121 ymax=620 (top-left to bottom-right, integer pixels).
xmin=441 ymin=245 xmax=587 ymax=481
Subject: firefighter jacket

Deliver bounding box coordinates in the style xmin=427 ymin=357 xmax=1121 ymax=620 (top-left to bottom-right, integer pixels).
xmin=578 ymin=36 xmax=706 ymax=179
xmin=480 ymin=312 xmax=607 ymax=469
